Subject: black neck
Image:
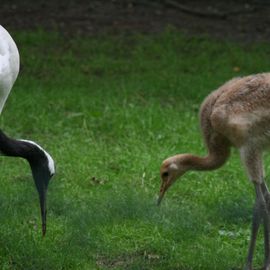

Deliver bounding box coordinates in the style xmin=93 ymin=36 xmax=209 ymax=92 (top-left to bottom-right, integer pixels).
xmin=0 ymin=129 xmax=44 ymax=163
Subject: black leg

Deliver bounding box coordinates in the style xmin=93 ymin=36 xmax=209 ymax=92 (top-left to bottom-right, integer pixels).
xmin=240 ymin=148 xmax=266 ymax=269
xmin=244 ymin=198 xmax=262 ymax=269
xmin=261 ymin=182 xmax=270 ymax=270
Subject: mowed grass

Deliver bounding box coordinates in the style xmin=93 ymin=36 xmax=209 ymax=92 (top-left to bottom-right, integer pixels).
xmin=0 ymin=28 xmax=270 ymax=269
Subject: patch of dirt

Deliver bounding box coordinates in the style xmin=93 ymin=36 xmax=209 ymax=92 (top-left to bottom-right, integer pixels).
xmin=1 ymin=1 xmax=270 ymax=42
xmin=96 ymin=251 xmax=161 ymax=269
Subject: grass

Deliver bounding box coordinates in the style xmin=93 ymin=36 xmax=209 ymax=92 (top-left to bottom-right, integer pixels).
xmin=0 ymin=28 xmax=270 ymax=269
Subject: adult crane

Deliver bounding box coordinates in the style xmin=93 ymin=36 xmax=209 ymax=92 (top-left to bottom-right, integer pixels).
xmin=158 ymin=74 xmax=270 ymax=270
xmin=0 ymin=25 xmax=55 ymax=236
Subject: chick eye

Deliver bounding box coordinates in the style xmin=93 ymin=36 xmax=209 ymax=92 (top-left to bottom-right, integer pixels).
xmin=162 ymin=171 xmax=169 ymax=178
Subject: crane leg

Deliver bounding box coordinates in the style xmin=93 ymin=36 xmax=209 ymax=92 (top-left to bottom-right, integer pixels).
xmin=244 ymin=182 xmax=264 ymax=270
xmin=245 ymin=182 xmax=270 ymax=270
xmin=261 ymin=182 xmax=270 ymax=270
xmin=240 ymin=147 xmax=269 ymax=270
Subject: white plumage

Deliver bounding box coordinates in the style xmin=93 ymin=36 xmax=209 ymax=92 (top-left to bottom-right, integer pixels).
xmin=21 ymin=139 xmax=56 ymax=176
xmin=0 ymin=25 xmax=20 ymax=114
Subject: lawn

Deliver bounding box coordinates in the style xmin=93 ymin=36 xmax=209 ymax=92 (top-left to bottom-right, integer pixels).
xmin=0 ymin=28 xmax=270 ymax=269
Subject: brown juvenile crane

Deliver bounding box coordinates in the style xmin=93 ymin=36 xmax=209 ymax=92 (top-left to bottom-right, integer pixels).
xmin=158 ymin=73 xmax=270 ymax=270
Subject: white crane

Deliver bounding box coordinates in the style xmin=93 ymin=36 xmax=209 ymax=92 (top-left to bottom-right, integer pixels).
xmin=0 ymin=25 xmax=55 ymax=236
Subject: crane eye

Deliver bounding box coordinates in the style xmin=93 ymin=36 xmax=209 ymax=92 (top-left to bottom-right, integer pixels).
xmin=162 ymin=171 xmax=169 ymax=178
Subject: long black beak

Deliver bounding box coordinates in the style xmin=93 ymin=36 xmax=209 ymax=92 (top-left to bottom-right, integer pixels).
xmin=33 ymin=173 xmax=50 ymax=236
xmin=38 ymin=188 xmax=47 ymax=236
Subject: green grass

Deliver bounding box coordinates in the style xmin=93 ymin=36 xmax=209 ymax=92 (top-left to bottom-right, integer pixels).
xmin=0 ymin=28 xmax=270 ymax=269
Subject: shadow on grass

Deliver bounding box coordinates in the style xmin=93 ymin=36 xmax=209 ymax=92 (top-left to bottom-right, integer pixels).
xmin=44 ymin=183 xmax=208 ymax=269
xmin=0 ymin=179 xmax=235 ymax=269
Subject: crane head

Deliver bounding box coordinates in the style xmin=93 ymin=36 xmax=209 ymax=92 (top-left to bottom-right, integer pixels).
xmin=157 ymin=155 xmax=188 ymax=205
xmin=0 ymin=131 xmax=55 ymax=236
xmin=23 ymin=140 xmax=55 ymax=236
xmin=31 ymin=159 xmax=55 ymax=236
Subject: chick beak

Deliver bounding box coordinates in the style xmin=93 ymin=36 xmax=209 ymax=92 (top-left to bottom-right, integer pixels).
xmin=157 ymin=191 xmax=165 ymax=206
xmin=157 ymin=181 xmax=168 ymax=206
